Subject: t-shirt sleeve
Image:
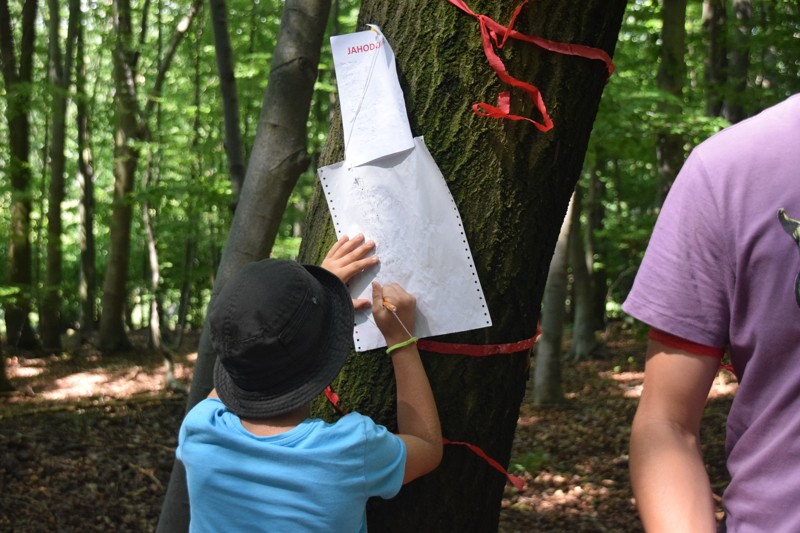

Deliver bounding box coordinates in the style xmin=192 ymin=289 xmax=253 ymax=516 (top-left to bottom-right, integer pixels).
xmin=176 ymin=398 xmax=223 ymax=462
xmin=623 ymin=150 xmax=731 ymax=349
xmin=360 ymin=419 xmax=406 ymax=499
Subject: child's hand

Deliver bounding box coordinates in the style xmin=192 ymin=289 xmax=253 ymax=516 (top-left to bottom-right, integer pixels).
xmin=372 ymin=282 xmax=416 ymax=347
xmin=322 ymin=234 xmax=378 ymax=310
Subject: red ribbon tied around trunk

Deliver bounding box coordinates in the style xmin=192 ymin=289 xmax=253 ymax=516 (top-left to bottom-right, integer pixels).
xmin=447 ymin=0 xmax=615 ymax=131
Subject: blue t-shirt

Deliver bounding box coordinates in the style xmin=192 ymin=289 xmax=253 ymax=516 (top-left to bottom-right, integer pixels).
xmin=177 ymin=399 xmax=406 ymax=532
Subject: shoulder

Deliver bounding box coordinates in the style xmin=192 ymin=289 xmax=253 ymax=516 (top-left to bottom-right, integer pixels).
xmin=320 ymin=413 xmax=404 ymax=451
xmin=180 ymin=399 xmax=226 ymax=436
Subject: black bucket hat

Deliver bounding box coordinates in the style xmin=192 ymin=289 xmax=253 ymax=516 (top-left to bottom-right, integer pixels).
xmin=210 ymin=259 xmax=354 ymax=419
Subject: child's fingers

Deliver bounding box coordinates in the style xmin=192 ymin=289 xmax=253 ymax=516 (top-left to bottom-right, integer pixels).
xmin=353 ymin=298 xmax=371 ymax=311
xmin=333 ymin=233 xmax=364 ymax=257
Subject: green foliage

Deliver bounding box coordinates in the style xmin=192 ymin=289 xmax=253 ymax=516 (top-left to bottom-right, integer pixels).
xmin=510 ymin=449 xmax=551 ymax=475
xmin=586 ymin=0 xmax=800 ymax=317
xmin=1 ymin=0 xmax=798 ymax=339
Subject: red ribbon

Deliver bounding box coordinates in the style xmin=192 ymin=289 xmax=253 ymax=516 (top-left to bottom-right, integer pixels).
xmin=447 ymin=0 xmax=614 ymax=130
xmin=443 ymin=438 xmax=525 ymax=489
xmin=417 ymin=327 xmax=541 ymax=356
xmin=323 ymin=330 xmax=540 ymax=490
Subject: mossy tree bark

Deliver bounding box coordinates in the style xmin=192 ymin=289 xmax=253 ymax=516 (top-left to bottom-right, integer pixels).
xmin=299 ymin=1 xmax=627 ymax=530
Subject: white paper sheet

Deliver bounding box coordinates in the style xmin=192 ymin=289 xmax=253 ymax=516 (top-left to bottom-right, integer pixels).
xmin=319 ymin=137 xmax=492 ymax=351
xmin=330 ymin=26 xmax=414 ymax=167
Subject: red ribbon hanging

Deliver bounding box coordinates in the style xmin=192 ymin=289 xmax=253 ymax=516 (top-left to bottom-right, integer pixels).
xmin=444 ymin=438 xmax=525 ymax=489
xmin=324 ymin=330 xmax=540 ymax=490
xmin=447 ymin=0 xmax=615 ymax=130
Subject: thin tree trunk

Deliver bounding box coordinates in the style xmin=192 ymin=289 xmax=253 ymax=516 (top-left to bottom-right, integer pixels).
xmin=533 ymin=194 xmax=573 ymax=405
xmin=298 ymin=1 xmax=626 ymax=529
xmin=655 ymin=0 xmax=688 ymax=206
xmin=567 ymin=187 xmax=599 ymax=361
xmin=99 ymin=0 xmax=139 ymax=352
xmin=209 ymin=0 xmax=245 ymax=204
xmin=99 ymin=0 xmax=202 ymax=352
xmin=586 ymin=155 xmax=607 ymax=332
xmin=41 ymin=0 xmax=80 ymax=350
xmin=702 ymin=0 xmax=727 ymax=117
xmin=724 ymin=0 xmax=751 ymax=123
xmin=76 ymin=6 xmax=96 ymax=341
xmin=0 ymin=0 xmax=39 ymax=350
xmin=157 ymin=2 xmax=332 ymax=530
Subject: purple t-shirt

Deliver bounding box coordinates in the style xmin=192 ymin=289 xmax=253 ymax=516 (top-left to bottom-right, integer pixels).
xmin=623 ymin=94 xmax=800 ymax=532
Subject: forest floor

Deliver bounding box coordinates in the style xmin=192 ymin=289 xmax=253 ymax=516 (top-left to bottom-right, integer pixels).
xmin=0 ymin=328 xmax=736 ymax=532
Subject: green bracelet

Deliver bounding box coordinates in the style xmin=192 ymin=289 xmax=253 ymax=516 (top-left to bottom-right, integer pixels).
xmin=386 ymin=337 xmax=418 ymax=355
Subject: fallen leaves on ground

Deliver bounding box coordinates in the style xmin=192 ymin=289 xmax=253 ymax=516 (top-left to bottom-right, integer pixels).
xmin=1 ymin=330 xmax=734 ymax=532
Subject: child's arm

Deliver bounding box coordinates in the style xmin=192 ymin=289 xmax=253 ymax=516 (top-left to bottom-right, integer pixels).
xmin=321 ymin=234 xmax=378 ymax=310
xmin=372 ymin=281 xmax=443 ymax=484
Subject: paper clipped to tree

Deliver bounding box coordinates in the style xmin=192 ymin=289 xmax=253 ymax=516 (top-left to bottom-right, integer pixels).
xmin=322 ymin=26 xmax=492 ymax=351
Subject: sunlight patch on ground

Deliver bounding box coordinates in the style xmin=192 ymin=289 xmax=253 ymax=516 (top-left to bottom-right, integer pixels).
xmin=502 ymin=471 xmax=616 ymax=514
xmin=516 ymin=415 xmax=543 ymax=427
xmin=11 ymin=366 xmax=45 ymax=378
xmin=5 ymin=358 xmax=194 ymax=402
xmin=597 ymin=369 xmax=738 ymax=399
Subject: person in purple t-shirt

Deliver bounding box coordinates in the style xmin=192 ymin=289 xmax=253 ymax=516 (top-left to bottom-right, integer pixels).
xmin=624 ymin=94 xmax=800 ymax=533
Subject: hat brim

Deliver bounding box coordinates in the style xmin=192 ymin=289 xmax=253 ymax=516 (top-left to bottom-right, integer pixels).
xmin=213 ymin=264 xmax=354 ymax=419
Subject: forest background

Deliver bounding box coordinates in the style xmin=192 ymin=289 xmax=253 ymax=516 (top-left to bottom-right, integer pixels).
xmin=0 ymin=0 xmax=799 ymax=531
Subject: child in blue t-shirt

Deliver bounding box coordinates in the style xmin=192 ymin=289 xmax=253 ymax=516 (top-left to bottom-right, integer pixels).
xmin=177 ymin=234 xmax=442 ymax=532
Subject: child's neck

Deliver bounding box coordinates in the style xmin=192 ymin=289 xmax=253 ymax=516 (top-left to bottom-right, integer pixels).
xmin=240 ymin=404 xmax=311 ymax=437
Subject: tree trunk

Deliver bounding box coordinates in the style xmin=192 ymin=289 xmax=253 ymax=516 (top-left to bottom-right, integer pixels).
xmin=156 ymin=2 xmax=332 ymax=530
xmin=298 ymin=1 xmax=626 ymax=529
xmin=209 ymin=0 xmax=245 ymax=204
xmin=0 ymin=338 xmax=12 ymax=393
xmin=0 ymin=0 xmax=39 ymax=350
xmin=655 ymin=0 xmax=687 ymax=206
xmin=75 ymin=8 xmax=96 ymax=341
xmin=533 ymin=194 xmax=573 ymax=405
xmin=99 ymin=0 xmax=139 ymax=352
xmin=99 ymin=0 xmax=202 ymax=352
xmin=702 ymin=0 xmax=727 ymax=117
xmin=41 ymin=0 xmax=80 ymax=350
xmin=586 ymin=154 xmax=607 ymax=332
xmin=567 ymin=187 xmax=598 ymax=361
xmin=723 ymin=0 xmax=751 ymax=123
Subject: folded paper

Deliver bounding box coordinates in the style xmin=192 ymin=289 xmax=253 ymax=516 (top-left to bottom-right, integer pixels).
xmin=330 ymin=26 xmax=414 ymax=167
xmin=319 ymin=137 xmax=492 ymax=351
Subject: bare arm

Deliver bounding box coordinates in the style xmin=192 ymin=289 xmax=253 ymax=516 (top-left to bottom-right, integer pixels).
xmin=372 ymin=281 xmax=443 ymax=484
xmin=629 ymin=339 xmax=720 ymax=532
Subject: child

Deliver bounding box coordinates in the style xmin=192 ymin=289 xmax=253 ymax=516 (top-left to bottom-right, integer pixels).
xmin=177 ymin=234 xmax=442 ymax=532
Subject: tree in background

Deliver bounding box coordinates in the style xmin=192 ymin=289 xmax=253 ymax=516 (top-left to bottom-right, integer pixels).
xmin=40 ymin=0 xmax=80 ymax=350
xmin=0 ymin=0 xmax=39 ymax=350
xmin=75 ymin=2 xmax=96 ymax=341
xmin=724 ymin=0 xmax=751 ymax=123
xmin=99 ymin=0 xmax=202 ymax=352
xmin=297 ymin=0 xmax=627 ymax=529
xmin=532 ymin=194 xmax=573 ymax=405
xmin=208 ymin=0 xmax=246 ymax=206
xmin=654 ymin=0 xmax=687 ymax=205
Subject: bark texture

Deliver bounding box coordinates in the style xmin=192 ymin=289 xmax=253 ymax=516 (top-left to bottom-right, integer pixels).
xmin=299 ymin=1 xmax=626 ymax=530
